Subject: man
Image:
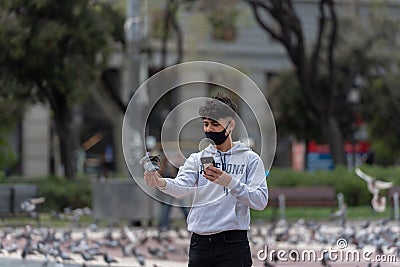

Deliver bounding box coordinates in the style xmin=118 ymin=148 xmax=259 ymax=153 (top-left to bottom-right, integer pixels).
xmin=144 ymin=92 xmax=268 ymax=267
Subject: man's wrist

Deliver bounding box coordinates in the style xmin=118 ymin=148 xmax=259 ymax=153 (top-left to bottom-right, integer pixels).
xmin=226 ymin=176 xmax=238 ymax=190
xmin=217 ymin=173 xmax=232 ymax=187
xmin=158 ymin=178 xmax=167 ymax=189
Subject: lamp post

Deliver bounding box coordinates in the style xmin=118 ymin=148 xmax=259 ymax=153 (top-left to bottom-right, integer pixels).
xmin=124 ymin=0 xmax=147 ymax=178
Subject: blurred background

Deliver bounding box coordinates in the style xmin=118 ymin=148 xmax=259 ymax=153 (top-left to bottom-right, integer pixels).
xmin=2 ymin=1 xmax=400 ymax=266
xmin=1 ymin=0 xmax=400 ymax=232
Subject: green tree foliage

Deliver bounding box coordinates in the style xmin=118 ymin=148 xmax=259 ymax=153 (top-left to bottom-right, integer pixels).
xmin=269 ymin=71 xmax=320 ymax=142
xmin=246 ymin=1 xmax=400 ymax=166
xmin=0 ymin=0 xmax=123 ymax=178
xmin=362 ymin=78 xmax=400 ymax=164
xmin=265 ymin=3 xmax=400 ymax=165
xmin=0 ymin=79 xmax=26 ymax=170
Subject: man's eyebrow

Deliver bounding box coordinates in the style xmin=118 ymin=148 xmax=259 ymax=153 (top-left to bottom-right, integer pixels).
xmin=204 ymin=120 xmax=220 ymax=124
xmin=202 ymin=118 xmax=218 ymax=123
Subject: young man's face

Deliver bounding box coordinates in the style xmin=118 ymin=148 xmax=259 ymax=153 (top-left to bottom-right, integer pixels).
xmin=202 ymin=117 xmax=231 ymax=133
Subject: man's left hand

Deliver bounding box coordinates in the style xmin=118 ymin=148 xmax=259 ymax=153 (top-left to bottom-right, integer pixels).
xmin=203 ymin=165 xmax=232 ymax=187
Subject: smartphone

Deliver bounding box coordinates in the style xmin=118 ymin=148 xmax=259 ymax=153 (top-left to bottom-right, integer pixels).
xmin=200 ymin=156 xmax=215 ymax=173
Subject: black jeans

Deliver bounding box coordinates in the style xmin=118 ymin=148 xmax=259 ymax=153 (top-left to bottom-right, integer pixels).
xmin=188 ymin=230 xmax=252 ymax=267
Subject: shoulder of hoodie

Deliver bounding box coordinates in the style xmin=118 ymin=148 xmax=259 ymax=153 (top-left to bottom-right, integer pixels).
xmin=246 ymin=150 xmax=262 ymax=162
xmin=231 ymin=141 xmax=262 ymax=161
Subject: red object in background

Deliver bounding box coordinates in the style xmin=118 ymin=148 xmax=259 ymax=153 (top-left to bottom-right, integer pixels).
xmin=307 ymin=140 xmax=330 ymax=153
xmin=308 ymin=140 xmax=370 ymax=154
xmin=344 ymin=140 xmax=370 ymax=153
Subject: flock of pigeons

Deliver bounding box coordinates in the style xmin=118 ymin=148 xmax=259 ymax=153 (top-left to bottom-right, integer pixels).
xmin=250 ymin=217 xmax=400 ymax=267
xmin=0 ymin=168 xmax=398 ymax=267
xmin=0 ymin=214 xmax=399 ymax=267
xmin=0 ymin=217 xmax=191 ymax=267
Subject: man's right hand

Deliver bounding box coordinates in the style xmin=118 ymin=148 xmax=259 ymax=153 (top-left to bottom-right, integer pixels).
xmin=144 ymin=171 xmax=166 ymax=188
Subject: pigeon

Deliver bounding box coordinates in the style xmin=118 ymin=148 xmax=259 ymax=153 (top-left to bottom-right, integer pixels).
xmin=330 ymin=203 xmax=347 ymax=226
xmin=132 ymin=248 xmax=146 ymax=266
xmin=103 ymin=253 xmax=118 ymax=266
xmin=355 ymin=168 xmax=393 ymax=212
xmin=20 ymin=197 xmax=46 ymax=212
xmin=371 ymin=191 xmax=386 ymax=213
xmin=139 ymin=153 xmax=161 ymax=172
xmin=41 ymin=254 xmax=50 ymax=267
xmin=57 ymin=248 xmax=74 ymax=262
xmin=320 ymin=251 xmax=332 ymax=267
xmin=148 ymin=246 xmax=166 ymax=259
xmin=4 ymin=242 xmax=18 ymax=254
xmin=355 ymin=168 xmax=393 ymax=194
xmin=80 ymin=251 xmax=95 ymax=263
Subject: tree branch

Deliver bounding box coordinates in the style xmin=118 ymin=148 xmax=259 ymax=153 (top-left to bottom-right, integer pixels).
xmin=247 ymin=1 xmax=284 ymax=42
xmin=247 ymin=0 xmax=315 ymax=109
xmin=310 ymin=0 xmax=327 ymax=88
xmin=326 ymin=0 xmax=338 ymax=112
xmin=100 ymin=69 xmax=127 ymax=113
xmin=169 ymin=0 xmax=183 ymax=64
xmin=160 ymin=0 xmax=172 ymax=69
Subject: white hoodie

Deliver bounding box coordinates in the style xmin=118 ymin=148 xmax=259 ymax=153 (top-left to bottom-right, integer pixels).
xmin=159 ymin=141 xmax=268 ymax=234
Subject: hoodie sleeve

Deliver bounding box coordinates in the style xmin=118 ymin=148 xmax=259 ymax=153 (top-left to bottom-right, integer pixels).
xmin=226 ymin=155 xmax=268 ymax=210
xmin=158 ymin=154 xmax=198 ymax=198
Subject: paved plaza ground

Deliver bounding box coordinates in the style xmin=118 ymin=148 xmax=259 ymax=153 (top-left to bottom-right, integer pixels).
xmin=1 ymin=219 xmax=399 ymax=267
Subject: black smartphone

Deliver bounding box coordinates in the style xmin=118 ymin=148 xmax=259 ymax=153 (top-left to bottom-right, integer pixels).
xmin=200 ymin=156 xmax=215 ymax=173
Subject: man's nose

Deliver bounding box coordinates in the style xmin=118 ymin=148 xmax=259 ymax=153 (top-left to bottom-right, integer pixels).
xmin=205 ymin=125 xmax=213 ymax=132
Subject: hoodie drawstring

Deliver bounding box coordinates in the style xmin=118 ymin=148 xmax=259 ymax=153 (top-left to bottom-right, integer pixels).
xmin=218 ymin=151 xmax=228 ymax=195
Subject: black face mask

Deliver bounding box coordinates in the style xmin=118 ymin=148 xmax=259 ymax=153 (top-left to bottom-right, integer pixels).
xmin=205 ymin=121 xmax=231 ymax=145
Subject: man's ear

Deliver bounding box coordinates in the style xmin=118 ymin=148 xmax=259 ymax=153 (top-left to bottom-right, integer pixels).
xmin=228 ymin=119 xmax=235 ymax=134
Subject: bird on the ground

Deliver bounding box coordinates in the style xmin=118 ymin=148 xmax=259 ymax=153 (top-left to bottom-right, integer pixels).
xmin=41 ymin=254 xmax=50 ymax=267
xmin=80 ymin=251 xmax=95 ymax=263
xmin=360 ymin=220 xmax=370 ymax=229
xmin=148 ymin=246 xmax=166 ymax=259
xmin=4 ymin=242 xmax=18 ymax=254
xmin=54 ymin=259 xmax=64 ymax=267
xmin=137 ymin=254 xmax=146 ymax=266
xmin=330 ymin=203 xmax=347 ymax=226
xmin=57 ymin=248 xmax=74 ymax=262
xmin=21 ymin=239 xmax=36 ymax=260
xmin=103 ymin=253 xmax=118 ymax=266
xmin=320 ymin=251 xmax=332 ymax=267
xmin=132 ymin=248 xmax=146 ymax=266
xmin=122 ymin=226 xmax=138 ymax=245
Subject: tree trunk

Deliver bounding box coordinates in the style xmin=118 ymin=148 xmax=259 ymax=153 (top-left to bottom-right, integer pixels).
xmin=318 ymin=113 xmax=346 ymax=166
xmin=51 ymin=95 xmax=76 ymax=179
